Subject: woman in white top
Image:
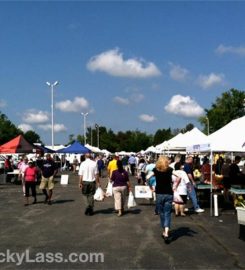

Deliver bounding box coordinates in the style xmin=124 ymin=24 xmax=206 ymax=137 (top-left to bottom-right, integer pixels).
xmin=172 ymin=162 xmax=190 ymax=216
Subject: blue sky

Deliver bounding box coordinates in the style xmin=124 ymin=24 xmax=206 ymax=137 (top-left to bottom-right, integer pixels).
xmin=1 ymin=1 xmax=245 ymax=146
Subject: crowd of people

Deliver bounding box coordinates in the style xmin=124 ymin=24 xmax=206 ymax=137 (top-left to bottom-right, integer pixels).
xmin=2 ymin=150 xmax=244 ymax=245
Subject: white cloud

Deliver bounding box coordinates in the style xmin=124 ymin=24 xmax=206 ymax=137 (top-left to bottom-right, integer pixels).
xmin=18 ymin=124 xmax=33 ymax=132
xmin=113 ymin=92 xmax=144 ymax=106
xmin=38 ymin=124 xmax=67 ymax=132
xmin=130 ymin=93 xmax=144 ymax=103
xmin=197 ymin=73 xmax=225 ymax=89
xmin=139 ymin=114 xmax=156 ymax=122
xmin=87 ymin=48 xmax=161 ymax=78
xmin=23 ymin=110 xmax=49 ymax=124
xmin=113 ymin=96 xmax=130 ymax=105
xmin=55 ymin=97 xmax=89 ymax=112
xmin=165 ymin=95 xmax=204 ymax=118
xmin=0 ymin=99 xmax=6 ymax=108
xmin=215 ymin=44 xmax=245 ymax=56
xmin=169 ymin=62 xmax=189 ymax=81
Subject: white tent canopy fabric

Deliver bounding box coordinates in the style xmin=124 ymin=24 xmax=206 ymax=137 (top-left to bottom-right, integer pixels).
xmin=186 ymin=116 xmax=245 ymax=153
xmin=156 ymin=127 xmax=208 ymax=152
xmin=144 ymin=146 xmax=156 ymax=154
xmin=207 ymin=116 xmax=245 ymax=152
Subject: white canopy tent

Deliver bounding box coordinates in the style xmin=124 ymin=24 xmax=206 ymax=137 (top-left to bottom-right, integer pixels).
xmin=207 ymin=116 xmax=245 ymax=152
xmin=144 ymin=146 xmax=157 ymax=154
xmin=85 ymin=144 xmax=102 ymax=153
xmin=156 ymin=127 xmax=208 ymax=153
xmin=186 ymin=116 xmax=245 ymax=154
xmin=186 ymin=116 xmax=245 ymax=216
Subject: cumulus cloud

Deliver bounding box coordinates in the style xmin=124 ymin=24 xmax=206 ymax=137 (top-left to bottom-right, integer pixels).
xmin=113 ymin=96 xmax=130 ymax=105
xmin=165 ymin=95 xmax=204 ymax=118
xmin=0 ymin=99 xmax=6 ymax=108
xmin=113 ymin=92 xmax=144 ymax=106
xmin=87 ymin=48 xmax=161 ymax=78
xmin=18 ymin=124 xmax=33 ymax=132
xmin=197 ymin=73 xmax=225 ymax=89
xmin=38 ymin=124 xmax=67 ymax=132
xmin=139 ymin=114 xmax=156 ymax=122
xmin=169 ymin=62 xmax=189 ymax=81
xmin=22 ymin=110 xmax=49 ymax=124
xmin=130 ymin=93 xmax=144 ymax=103
xmin=215 ymin=44 xmax=245 ymax=56
xmin=55 ymin=97 xmax=89 ymax=112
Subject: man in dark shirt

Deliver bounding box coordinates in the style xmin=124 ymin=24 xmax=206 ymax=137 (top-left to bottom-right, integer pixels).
xmin=229 ymin=156 xmax=245 ymax=185
xmin=39 ymin=154 xmax=57 ymax=205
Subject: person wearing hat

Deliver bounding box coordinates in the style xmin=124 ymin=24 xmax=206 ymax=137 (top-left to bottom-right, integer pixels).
xmin=23 ymin=160 xmax=39 ymax=206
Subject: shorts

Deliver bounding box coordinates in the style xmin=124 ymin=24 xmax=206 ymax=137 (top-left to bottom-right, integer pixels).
xmin=39 ymin=176 xmax=54 ymax=190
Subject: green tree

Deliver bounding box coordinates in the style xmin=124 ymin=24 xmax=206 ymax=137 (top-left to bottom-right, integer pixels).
xmin=153 ymin=128 xmax=172 ymax=145
xmin=183 ymin=123 xmax=194 ymax=132
xmin=0 ymin=112 xmax=22 ymax=144
xmin=67 ymin=134 xmax=75 ymax=145
xmin=24 ymin=130 xmax=42 ymax=144
xmin=199 ymin=88 xmax=245 ymax=134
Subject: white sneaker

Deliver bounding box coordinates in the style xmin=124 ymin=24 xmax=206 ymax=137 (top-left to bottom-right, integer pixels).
xmin=195 ymin=208 xmax=205 ymax=213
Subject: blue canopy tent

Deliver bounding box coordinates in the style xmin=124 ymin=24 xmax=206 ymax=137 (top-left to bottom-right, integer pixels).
xmin=57 ymin=141 xmax=91 ymax=154
xmin=36 ymin=145 xmax=56 ymax=154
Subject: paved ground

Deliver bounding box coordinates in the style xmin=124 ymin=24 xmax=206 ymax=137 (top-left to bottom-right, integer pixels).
xmin=0 ymin=172 xmax=245 ymax=270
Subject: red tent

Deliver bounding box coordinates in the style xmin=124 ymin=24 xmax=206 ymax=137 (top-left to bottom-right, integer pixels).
xmin=0 ymin=135 xmax=36 ymax=154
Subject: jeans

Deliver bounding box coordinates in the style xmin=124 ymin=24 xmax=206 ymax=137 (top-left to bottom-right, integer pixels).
xmin=187 ymin=183 xmax=200 ymax=210
xmin=156 ymin=194 xmax=173 ymax=229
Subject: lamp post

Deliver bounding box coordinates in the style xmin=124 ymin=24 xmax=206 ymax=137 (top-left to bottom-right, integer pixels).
xmin=206 ymin=116 xmax=210 ymax=135
xmin=90 ymin=126 xmax=93 ymax=146
xmin=81 ymin=112 xmax=89 ymax=145
xmin=46 ymin=81 xmax=59 ymax=150
xmin=95 ymin=124 xmax=99 ymax=148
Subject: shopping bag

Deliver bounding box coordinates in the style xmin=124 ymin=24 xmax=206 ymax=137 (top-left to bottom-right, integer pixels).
xmin=127 ymin=191 xmax=137 ymax=209
xmin=173 ymin=191 xmax=183 ymax=204
xmin=94 ymin=187 xmax=105 ymax=201
xmin=105 ymin=182 xmax=113 ymax=197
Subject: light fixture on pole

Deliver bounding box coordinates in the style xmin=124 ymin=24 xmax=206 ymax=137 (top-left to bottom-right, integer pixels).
xmin=46 ymin=81 xmax=59 ymax=150
xmin=95 ymin=123 xmax=99 ymax=148
xmin=206 ymin=116 xmax=210 ymax=135
xmin=81 ymin=112 xmax=89 ymax=145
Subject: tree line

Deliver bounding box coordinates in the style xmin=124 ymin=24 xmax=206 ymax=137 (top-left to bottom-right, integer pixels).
xmin=0 ymin=88 xmax=244 ymax=152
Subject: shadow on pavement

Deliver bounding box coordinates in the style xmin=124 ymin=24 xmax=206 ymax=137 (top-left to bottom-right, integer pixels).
xmin=126 ymin=208 xmax=142 ymax=215
xmin=93 ymin=208 xmax=142 ymax=215
xmin=52 ymin=199 xmax=75 ymax=204
xmin=170 ymin=226 xmax=198 ymax=242
xmin=94 ymin=208 xmax=115 ymax=215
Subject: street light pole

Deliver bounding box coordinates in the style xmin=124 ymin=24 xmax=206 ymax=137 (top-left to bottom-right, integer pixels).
xmin=95 ymin=124 xmax=99 ymax=148
xmin=206 ymin=116 xmax=210 ymax=135
xmin=46 ymin=81 xmax=59 ymax=150
xmin=90 ymin=126 xmax=93 ymax=146
xmin=81 ymin=112 xmax=89 ymax=145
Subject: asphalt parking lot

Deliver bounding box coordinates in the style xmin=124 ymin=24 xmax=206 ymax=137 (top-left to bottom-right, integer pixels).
xmin=0 ymin=172 xmax=245 ymax=270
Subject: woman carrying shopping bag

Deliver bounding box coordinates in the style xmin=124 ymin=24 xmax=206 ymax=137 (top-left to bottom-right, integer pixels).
xmin=110 ymin=160 xmax=131 ymax=217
